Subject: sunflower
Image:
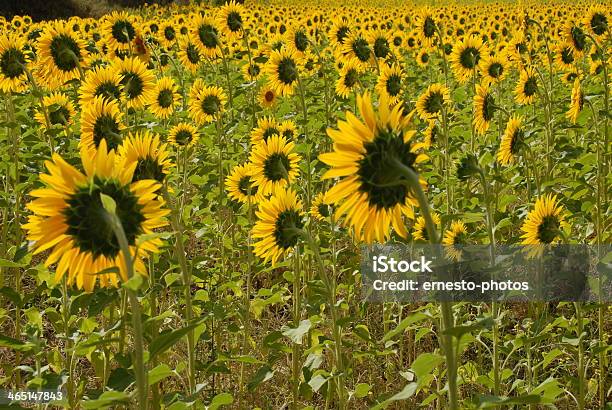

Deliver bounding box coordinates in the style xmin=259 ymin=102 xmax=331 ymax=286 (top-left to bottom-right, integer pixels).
xmin=279 ymin=120 xmax=298 ymax=141
xmin=497 ymin=115 xmax=524 ymax=165
xmin=376 ymin=63 xmax=404 ymax=105
xmin=563 ymin=22 xmax=588 ymax=57
xmin=412 ymin=212 xmax=441 ymax=242
xmin=79 ymin=65 xmax=123 ymax=104
xmin=35 ymin=92 xmax=76 ymax=129
xmin=160 ymin=20 xmax=177 ymax=48
xmin=192 ymin=14 xmax=221 ymax=59
xmin=250 ymin=134 xmax=301 ymax=196
xmin=473 ymin=83 xmax=496 ymax=135
xmin=342 ymin=31 xmax=372 ymax=67
xmin=265 ymin=47 xmax=300 ymax=97
xmin=416 ymin=83 xmax=451 ymax=121
xmin=114 ymin=57 xmax=156 ymax=110
xmin=566 ymin=79 xmax=584 ymax=124
xmin=329 ymin=17 xmax=351 ymax=49
xmin=554 ymin=44 xmax=576 ymax=71
xmin=514 ymin=67 xmax=538 ymax=105
xmin=481 ymin=55 xmax=507 ymax=84
xmin=176 ymin=39 xmax=201 ymax=74
xmin=335 ymin=57 xmax=363 ymax=98
xmin=443 ymin=220 xmax=468 ymax=261
xmin=251 ymin=116 xmax=281 ymax=144
xmin=168 ymin=122 xmax=199 ymax=148
xmin=416 ymin=9 xmax=438 ymax=48
xmin=37 ymin=21 xmax=86 ymax=88
xmin=259 ymin=84 xmax=278 ymax=108
xmin=319 ymin=92 xmax=428 ymax=244
xmin=561 ymin=68 xmax=581 ymax=85
xmin=416 ymin=49 xmax=430 ymax=68
xmin=310 ymin=192 xmax=333 ymax=221
xmin=225 ymin=162 xmax=262 ymax=204
xmin=423 ymin=120 xmax=440 ymax=149
xmin=450 ymin=35 xmax=486 ymax=84
xmin=368 ymin=30 xmax=393 ymax=60
xmin=80 ymin=95 xmax=125 ymax=154
xmin=217 ymin=1 xmax=245 ymax=41
xmin=286 ymin=26 xmax=310 ymax=57
xmin=187 ymin=83 xmax=227 ymax=125
xmin=0 ymin=33 xmax=29 ymax=93
xmin=117 ymin=130 xmax=173 ymax=184
xmin=252 ymin=187 xmax=304 ymax=266
xmin=102 ymin=11 xmax=140 ymax=52
xmin=520 ymin=194 xmax=568 ymax=245
xmin=584 ymin=5 xmax=609 ymax=38
xmin=150 ymin=76 xmax=180 ymax=120
xmin=22 ymin=139 xmax=169 ymax=292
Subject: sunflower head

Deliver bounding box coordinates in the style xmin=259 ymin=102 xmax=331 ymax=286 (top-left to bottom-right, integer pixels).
xmin=443 ymin=220 xmax=468 ymax=261
xmin=0 ymin=33 xmax=29 ymax=93
xmin=521 ymin=194 xmax=568 ymax=245
xmin=473 ymin=83 xmax=496 ymax=135
xmin=416 ymin=83 xmax=451 ymax=121
xmin=118 ymin=130 xmax=173 ymax=183
xmin=226 ymin=162 xmax=262 ymax=204
xmin=168 ymin=122 xmax=199 ymax=148
xmin=310 ymin=192 xmax=333 ymax=221
xmin=497 ymin=115 xmax=525 ymax=165
xmin=250 ymin=134 xmax=301 ymax=196
xmin=413 ymin=212 xmax=441 ymax=242
xmin=265 ymin=47 xmax=300 ymax=97
xmin=585 ymin=6 xmax=609 ymax=37
xmin=80 ymin=95 xmax=125 ymax=154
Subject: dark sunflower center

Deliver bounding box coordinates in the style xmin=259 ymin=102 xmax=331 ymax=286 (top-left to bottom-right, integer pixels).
xmin=277 ymin=57 xmax=297 ymax=85
xmin=352 ymin=37 xmax=371 ymax=62
xmin=590 ymin=13 xmax=608 ymax=35
xmin=264 ymin=90 xmax=275 ymax=102
xmin=357 ymin=127 xmax=417 ymax=210
xmin=516 ymin=42 xmax=527 ymax=54
xmin=227 ymin=11 xmax=243 ymax=32
xmin=420 ymin=52 xmax=430 ymax=63
xmin=274 ymin=210 xmax=304 ymax=249
xmin=488 ymin=62 xmax=503 ymax=78
xmin=577 ymin=91 xmax=584 ymax=111
xmin=112 ymin=20 xmax=136 ymax=44
xmin=263 ymin=127 xmax=280 ymax=141
xmin=198 ymin=24 xmax=219 ymax=49
xmin=164 ymin=26 xmax=176 ymax=41
xmin=157 ymin=89 xmax=173 ymax=108
xmin=317 ymin=203 xmax=330 ymax=218
xmin=263 ymin=153 xmax=291 ymax=182
xmin=386 ymin=74 xmax=402 ymax=96
xmin=336 ymin=26 xmax=349 ymax=44
xmin=373 ymin=37 xmax=390 ymax=58
xmin=425 ymin=91 xmax=444 ymax=114
xmin=133 ymin=156 xmax=165 ymax=183
xmin=482 ymin=93 xmax=496 ymax=121
xmin=186 ymin=43 xmax=200 ymax=64
xmin=420 ymin=226 xmax=429 ymax=240
xmin=50 ymin=34 xmax=81 ymax=72
xmin=524 ymin=76 xmax=537 ymax=97
xmin=459 ymin=46 xmax=480 ymax=69
xmin=537 ymin=215 xmax=560 ymax=243
xmin=64 ymin=177 xmax=145 ymax=259
xmin=428 ymin=125 xmax=439 ymax=144
xmin=423 ymin=16 xmax=436 ymax=37
xmin=95 ymin=82 xmax=122 ymax=101
xmin=238 ymin=175 xmax=255 ymax=196
xmin=393 ymin=36 xmax=402 ymax=46
xmin=408 ymin=37 xmax=416 ymax=47
xmin=282 ymin=129 xmax=294 ymax=139
xmin=344 ymin=68 xmax=358 ymax=87
xmin=566 ymin=72 xmax=578 ymax=82
xmin=201 ymin=94 xmax=221 ymax=115
xmin=93 ymin=114 xmax=122 ymax=150
xmin=121 ymin=72 xmax=144 ymax=99
xmin=174 ymin=129 xmax=193 ymax=146
xmin=561 ymin=47 xmax=574 ymax=64
xmin=510 ymin=128 xmax=524 ymax=154
xmin=0 ymin=47 xmax=26 ymax=79
xmin=570 ymin=26 xmax=586 ymax=51
xmin=248 ymin=64 xmax=260 ymax=77
xmin=49 ymin=106 xmax=70 ymax=126
xmin=294 ymin=30 xmax=309 ymax=52
xmin=453 ymin=231 xmax=467 ymax=245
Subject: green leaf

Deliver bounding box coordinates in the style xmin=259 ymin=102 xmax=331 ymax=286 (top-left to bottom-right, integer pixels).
xmin=0 ymin=334 xmax=35 ymax=352
xmin=148 ymin=364 xmax=174 ymax=385
xmin=371 ymin=382 xmax=418 ymax=409
xmin=123 ymin=273 xmax=144 ymax=291
xmin=308 ymin=374 xmax=328 ymax=393
xmin=541 ymin=348 xmax=564 ymax=369
xmin=354 ymin=383 xmax=371 ymax=398
xmin=0 ymin=258 xmax=25 ymax=268
xmin=208 ymin=392 xmax=233 ymax=410
xmin=247 ymin=365 xmax=275 ymax=391
xmin=0 ymin=287 xmax=23 ymax=307
xmin=382 ymin=312 xmax=427 ymax=342
xmin=82 ymin=391 xmax=130 ymax=409
xmin=282 ymin=319 xmax=311 ymax=345
xmin=411 ymin=353 xmax=444 ymax=382
xmin=149 ymin=320 xmax=202 ymax=361
xmin=476 ymin=394 xmax=542 ymax=408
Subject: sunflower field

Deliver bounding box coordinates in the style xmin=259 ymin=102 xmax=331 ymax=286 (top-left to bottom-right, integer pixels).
xmin=0 ymin=0 xmax=610 ymax=409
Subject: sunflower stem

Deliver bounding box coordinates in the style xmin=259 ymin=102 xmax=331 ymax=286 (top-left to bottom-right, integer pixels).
xmin=291 ymin=244 xmax=302 ymax=410
xmin=103 ymin=207 xmax=148 ymax=410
